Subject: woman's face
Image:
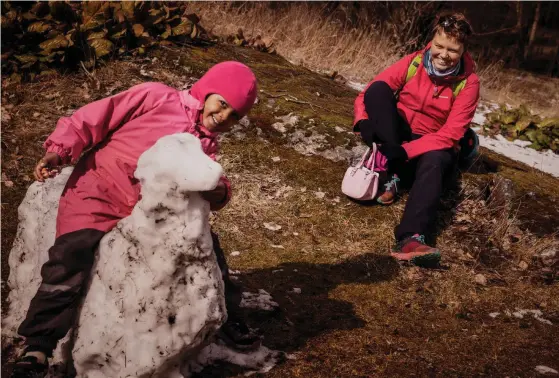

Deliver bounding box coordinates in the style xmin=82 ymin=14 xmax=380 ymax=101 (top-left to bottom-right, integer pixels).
xmin=430 ymin=31 xmax=464 ymax=71
xmin=201 ymin=94 xmax=239 ymax=133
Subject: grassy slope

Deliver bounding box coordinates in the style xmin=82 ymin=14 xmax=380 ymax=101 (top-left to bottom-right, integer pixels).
xmin=1 ymin=44 xmax=558 ymax=377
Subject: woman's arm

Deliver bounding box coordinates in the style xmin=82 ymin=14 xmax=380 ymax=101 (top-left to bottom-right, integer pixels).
xmin=402 ymin=76 xmax=480 ymax=160
xmin=353 ymin=52 xmax=417 ymax=127
xmin=44 ymin=82 xmax=171 ymax=164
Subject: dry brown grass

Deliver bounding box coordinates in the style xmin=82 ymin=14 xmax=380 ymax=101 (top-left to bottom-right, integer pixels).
xmin=187 ymin=2 xmax=559 ymax=117
xmin=185 ymin=2 xmax=399 ymax=81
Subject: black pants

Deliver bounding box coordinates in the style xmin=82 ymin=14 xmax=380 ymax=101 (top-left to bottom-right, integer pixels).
xmin=361 ymin=81 xmax=457 ymax=241
xmin=18 ymin=229 xmax=241 ymax=355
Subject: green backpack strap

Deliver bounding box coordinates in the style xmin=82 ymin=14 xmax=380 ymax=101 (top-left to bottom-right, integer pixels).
xmin=405 ymin=54 xmax=423 ymax=83
xmin=404 ymin=53 xmax=467 ymax=98
xmin=451 ymin=79 xmax=467 ymax=97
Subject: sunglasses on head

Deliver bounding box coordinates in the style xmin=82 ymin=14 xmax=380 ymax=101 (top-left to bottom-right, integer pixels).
xmin=438 ymin=15 xmax=471 ymax=35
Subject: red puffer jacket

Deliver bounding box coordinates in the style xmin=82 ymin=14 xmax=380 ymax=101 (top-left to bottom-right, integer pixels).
xmin=353 ymin=43 xmax=480 ymax=160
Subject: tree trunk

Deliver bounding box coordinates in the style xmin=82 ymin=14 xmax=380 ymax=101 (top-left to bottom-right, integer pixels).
xmin=524 ymin=1 xmax=541 ymax=60
xmin=548 ymin=44 xmax=559 ymax=77
xmin=516 ymin=1 xmax=525 ymax=64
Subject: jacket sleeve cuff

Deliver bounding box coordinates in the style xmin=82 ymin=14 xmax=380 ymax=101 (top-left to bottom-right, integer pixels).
xmin=43 ymin=141 xmax=72 ymax=164
xmin=402 ymin=143 xmax=416 ymax=160
xmin=212 ymin=176 xmax=231 ymax=210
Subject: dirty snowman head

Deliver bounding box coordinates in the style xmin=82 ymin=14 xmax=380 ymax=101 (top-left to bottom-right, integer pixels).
xmin=135 ymin=133 xmax=223 ymax=201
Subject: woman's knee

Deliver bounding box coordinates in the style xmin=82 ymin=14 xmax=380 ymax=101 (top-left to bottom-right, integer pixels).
xmin=419 ymin=150 xmax=455 ymax=168
xmin=364 ymin=81 xmax=393 ymax=102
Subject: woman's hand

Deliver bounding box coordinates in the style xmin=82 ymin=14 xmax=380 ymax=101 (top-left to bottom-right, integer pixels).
xmin=378 ymin=143 xmax=408 ymax=171
xmin=33 ymin=152 xmax=62 ymax=182
xmin=378 ymin=143 xmax=408 ymax=162
xmin=200 ymin=181 xmax=228 ymax=211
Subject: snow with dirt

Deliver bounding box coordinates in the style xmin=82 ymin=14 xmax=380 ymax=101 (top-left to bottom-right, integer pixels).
xmin=3 ymin=133 xmax=282 ymax=377
xmin=346 ymin=81 xmax=559 ymax=177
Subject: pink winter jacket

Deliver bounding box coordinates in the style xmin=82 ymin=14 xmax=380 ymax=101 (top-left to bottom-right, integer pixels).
xmin=47 ymin=62 xmax=257 ymax=237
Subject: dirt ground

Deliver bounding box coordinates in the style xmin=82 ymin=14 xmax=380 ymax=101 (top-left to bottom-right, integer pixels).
xmin=2 ymin=43 xmax=558 ymax=377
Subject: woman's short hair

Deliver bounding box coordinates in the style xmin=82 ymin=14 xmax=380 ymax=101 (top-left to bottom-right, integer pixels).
xmin=432 ymin=12 xmax=473 ymax=46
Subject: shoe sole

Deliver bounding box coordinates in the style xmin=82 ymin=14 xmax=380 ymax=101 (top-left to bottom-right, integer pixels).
xmin=391 ymin=251 xmax=441 ymax=267
xmin=376 ymin=198 xmax=394 ymax=205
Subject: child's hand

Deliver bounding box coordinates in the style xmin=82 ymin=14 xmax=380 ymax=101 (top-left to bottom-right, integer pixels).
xmin=201 ymin=182 xmax=228 ymax=211
xmin=34 ymin=152 xmax=62 ymax=182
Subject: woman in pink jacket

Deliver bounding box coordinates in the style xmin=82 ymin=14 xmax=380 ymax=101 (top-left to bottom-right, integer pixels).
xmin=13 ymin=61 xmax=259 ymax=377
xmin=353 ymin=13 xmax=480 ymax=266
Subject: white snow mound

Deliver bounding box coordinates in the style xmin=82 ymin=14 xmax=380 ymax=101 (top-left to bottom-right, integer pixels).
xmin=4 ymin=133 xmax=230 ymax=377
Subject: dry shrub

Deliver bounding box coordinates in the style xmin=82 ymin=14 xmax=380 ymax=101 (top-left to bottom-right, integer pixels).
xmin=185 ymin=2 xmax=399 ymax=81
xmin=477 ymin=60 xmax=511 ymax=91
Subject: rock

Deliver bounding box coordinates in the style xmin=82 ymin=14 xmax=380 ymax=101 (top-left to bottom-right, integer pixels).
xmin=3 ymin=134 xmax=229 ymax=377
xmin=272 ymin=123 xmax=287 ymax=133
xmin=518 ymin=261 xmax=529 ymax=270
xmin=474 ymin=273 xmax=488 ymax=286
xmin=271 ymin=112 xmax=299 ymax=133
xmin=487 ymin=175 xmax=515 ymax=216
xmin=535 ymin=243 xmax=558 ymax=267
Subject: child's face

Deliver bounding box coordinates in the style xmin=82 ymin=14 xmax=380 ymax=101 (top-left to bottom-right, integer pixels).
xmin=201 ymin=94 xmax=239 ymax=133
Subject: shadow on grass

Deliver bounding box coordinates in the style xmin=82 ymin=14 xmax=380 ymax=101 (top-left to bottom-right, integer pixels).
xmin=194 ymin=252 xmax=400 ymax=377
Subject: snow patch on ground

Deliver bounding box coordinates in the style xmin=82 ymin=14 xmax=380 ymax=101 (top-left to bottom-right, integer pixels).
xmin=346 ymin=81 xmax=367 ymax=92
xmin=240 ymin=290 xmax=279 ymax=311
xmin=490 ymin=309 xmax=553 ymax=325
xmin=535 ymin=365 xmax=559 ymax=375
xmin=345 ymin=79 xmax=559 ymax=177
xmin=189 ymin=342 xmax=289 ymax=376
xmin=472 ymin=126 xmax=559 ymax=178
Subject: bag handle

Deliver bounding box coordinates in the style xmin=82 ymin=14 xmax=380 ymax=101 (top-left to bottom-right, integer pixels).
xmin=365 ymin=143 xmax=377 ymax=171
xmin=355 ymin=143 xmax=378 ymax=170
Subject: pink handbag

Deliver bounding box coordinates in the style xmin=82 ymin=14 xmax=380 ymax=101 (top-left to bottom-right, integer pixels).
xmin=341 ymin=143 xmax=380 ymax=201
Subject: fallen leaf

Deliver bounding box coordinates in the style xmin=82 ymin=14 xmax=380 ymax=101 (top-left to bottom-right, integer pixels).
xmin=132 ymin=24 xmax=144 ymax=38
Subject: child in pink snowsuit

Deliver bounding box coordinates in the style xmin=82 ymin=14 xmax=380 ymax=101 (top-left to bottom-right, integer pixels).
xmin=13 ymin=61 xmax=258 ymax=377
